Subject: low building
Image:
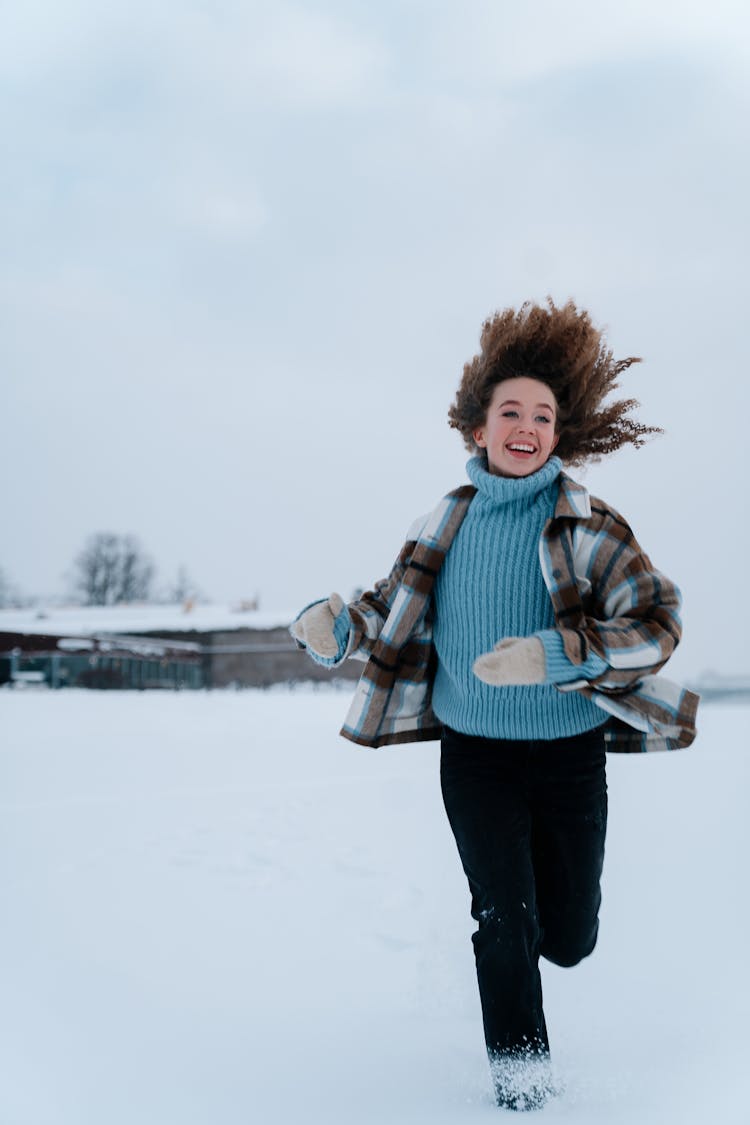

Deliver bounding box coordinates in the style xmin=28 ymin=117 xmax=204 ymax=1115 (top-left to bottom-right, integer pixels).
xmin=0 ymin=630 xmax=204 ymax=690
xmin=0 ymin=604 xmax=359 ymax=689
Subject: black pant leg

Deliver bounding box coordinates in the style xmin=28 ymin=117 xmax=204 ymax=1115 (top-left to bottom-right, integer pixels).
xmin=529 ymin=726 xmax=608 ymax=968
xmin=440 ymin=728 xmax=549 ymax=1058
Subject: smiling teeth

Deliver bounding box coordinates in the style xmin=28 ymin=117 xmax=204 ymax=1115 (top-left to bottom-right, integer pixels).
xmin=508 ymin=443 xmax=535 ymax=452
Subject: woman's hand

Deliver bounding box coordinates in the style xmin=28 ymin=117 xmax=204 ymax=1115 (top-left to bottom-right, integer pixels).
xmin=473 ymin=636 xmax=546 ymax=686
xmin=290 ymin=593 xmax=346 ymax=659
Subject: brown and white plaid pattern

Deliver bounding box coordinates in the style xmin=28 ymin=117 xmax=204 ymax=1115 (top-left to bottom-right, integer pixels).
xmin=336 ymin=475 xmax=699 ymax=753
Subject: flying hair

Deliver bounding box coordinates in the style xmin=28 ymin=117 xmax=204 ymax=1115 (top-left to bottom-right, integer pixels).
xmin=447 ymin=298 xmax=662 ymax=465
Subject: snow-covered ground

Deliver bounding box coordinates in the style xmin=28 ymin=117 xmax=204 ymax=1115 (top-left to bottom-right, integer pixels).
xmin=1 ymin=688 xmax=747 ymax=1124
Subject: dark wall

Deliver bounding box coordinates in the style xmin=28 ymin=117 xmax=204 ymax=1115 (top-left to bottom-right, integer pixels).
xmin=208 ymin=627 xmax=360 ymax=688
xmin=138 ymin=626 xmax=360 ymax=688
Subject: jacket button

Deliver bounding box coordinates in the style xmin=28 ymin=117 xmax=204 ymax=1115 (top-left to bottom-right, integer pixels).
xmin=552 ymin=568 xmax=562 ymax=579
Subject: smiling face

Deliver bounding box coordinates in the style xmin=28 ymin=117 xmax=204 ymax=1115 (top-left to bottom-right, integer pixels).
xmin=472 ymin=376 xmax=560 ymax=477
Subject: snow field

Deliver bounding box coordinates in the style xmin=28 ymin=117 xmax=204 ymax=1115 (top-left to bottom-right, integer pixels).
xmin=0 ymin=689 xmax=747 ymax=1124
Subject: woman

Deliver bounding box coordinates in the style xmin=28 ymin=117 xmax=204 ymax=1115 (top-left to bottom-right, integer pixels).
xmin=291 ymin=299 xmax=698 ymax=1110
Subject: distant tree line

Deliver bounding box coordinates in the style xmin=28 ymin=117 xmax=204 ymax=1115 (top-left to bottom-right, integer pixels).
xmin=72 ymin=533 xmax=155 ymax=605
xmin=1 ymin=534 xmax=206 ymax=608
xmin=71 ymin=533 xmax=207 ymax=606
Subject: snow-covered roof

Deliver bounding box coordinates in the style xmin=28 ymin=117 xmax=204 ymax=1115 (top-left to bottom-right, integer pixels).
xmin=0 ymin=603 xmax=296 ymax=637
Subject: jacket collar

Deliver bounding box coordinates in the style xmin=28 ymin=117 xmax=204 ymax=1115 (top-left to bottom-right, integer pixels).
xmin=555 ymin=473 xmax=591 ymax=519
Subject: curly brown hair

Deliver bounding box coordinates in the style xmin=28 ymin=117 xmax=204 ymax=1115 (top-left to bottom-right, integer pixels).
xmin=448 ymin=298 xmax=662 ymax=465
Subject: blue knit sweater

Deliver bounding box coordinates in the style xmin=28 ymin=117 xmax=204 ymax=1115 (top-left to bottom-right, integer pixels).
xmin=430 ymin=455 xmax=607 ymax=740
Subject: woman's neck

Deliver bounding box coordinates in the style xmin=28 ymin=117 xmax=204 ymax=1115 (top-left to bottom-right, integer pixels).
xmin=466 ymin=454 xmax=563 ymax=507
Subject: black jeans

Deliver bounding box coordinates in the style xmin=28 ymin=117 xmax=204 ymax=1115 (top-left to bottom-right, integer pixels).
xmin=440 ymin=724 xmax=608 ymax=1063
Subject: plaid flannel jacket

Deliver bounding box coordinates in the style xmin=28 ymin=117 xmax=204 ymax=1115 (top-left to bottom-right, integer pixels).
xmin=328 ymin=473 xmax=698 ymax=752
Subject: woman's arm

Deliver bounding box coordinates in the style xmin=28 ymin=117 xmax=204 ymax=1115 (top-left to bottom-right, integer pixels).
xmin=346 ymin=538 xmax=416 ymax=660
xmin=545 ymin=508 xmax=683 ymax=691
xmin=474 ymin=508 xmax=682 ymax=691
xmin=290 ymin=523 xmax=423 ymax=668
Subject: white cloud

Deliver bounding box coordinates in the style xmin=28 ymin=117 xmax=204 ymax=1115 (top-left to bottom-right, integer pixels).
xmin=244 ymin=3 xmax=389 ymax=107
xmin=418 ymin=0 xmax=750 ymax=87
xmin=1 ymin=1 xmax=390 ymax=112
xmin=172 ymin=176 xmax=268 ymax=241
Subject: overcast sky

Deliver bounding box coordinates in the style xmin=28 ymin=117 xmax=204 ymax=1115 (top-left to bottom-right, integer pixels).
xmin=3 ymin=0 xmax=749 ymax=678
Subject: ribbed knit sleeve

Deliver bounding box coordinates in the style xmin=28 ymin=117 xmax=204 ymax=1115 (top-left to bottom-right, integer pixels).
xmin=537 ymin=629 xmax=608 ymax=684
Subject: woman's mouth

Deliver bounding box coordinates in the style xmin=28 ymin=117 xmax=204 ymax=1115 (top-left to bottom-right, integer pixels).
xmin=506 ymin=442 xmax=537 ymax=458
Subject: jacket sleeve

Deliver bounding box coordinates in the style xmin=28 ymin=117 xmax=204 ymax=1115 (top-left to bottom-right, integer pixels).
xmin=346 ymin=534 xmax=418 ymax=662
xmin=552 ymin=509 xmax=683 ymax=693
xmin=291 ymin=513 xmax=425 ymax=669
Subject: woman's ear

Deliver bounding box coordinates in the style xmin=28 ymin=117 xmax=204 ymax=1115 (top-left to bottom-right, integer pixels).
xmin=473 ymin=427 xmax=486 ymax=448
xmin=551 ymin=432 xmax=560 ymax=452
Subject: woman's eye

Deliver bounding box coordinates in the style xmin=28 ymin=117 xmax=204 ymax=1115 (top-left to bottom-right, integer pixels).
xmin=536 ymin=415 xmax=552 ymax=424
xmin=501 ymin=410 xmax=519 ymax=418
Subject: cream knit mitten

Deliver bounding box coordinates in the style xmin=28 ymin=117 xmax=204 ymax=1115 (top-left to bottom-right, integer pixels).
xmin=473 ymin=636 xmax=546 ymax=687
xmin=290 ymin=593 xmax=345 ymax=659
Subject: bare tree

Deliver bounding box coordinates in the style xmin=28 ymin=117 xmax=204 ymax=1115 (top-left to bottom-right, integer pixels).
xmin=72 ymin=533 xmax=155 ymax=605
xmin=168 ymin=564 xmax=202 ymax=604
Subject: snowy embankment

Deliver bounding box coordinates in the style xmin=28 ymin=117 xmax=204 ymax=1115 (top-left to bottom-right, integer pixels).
xmin=0 ymin=689 xmax=747 ymax=1125
xmin=0 ymin=603 xmax=296 ymax=636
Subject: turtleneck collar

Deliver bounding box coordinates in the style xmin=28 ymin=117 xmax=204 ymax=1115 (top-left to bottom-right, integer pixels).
xmin=466 ymin=454 xmax=563 ymax=507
